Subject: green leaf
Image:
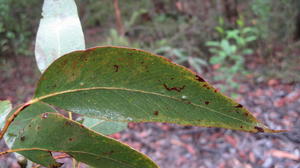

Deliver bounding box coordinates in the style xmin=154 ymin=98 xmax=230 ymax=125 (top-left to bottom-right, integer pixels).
xmin=13 ymin=113 xmax=158 ymax=168
xmin=31 ymin=46 xmax=280 ymax=133
xmin=83 ymin=117 xmax=127 ymax=135
xmin=0 ymin=100 xmax=12 ymax=130
xmin=35 ymin=0 xmax=85 ymax=73
xmin=6 ymin=102 xmax=60 ymax=167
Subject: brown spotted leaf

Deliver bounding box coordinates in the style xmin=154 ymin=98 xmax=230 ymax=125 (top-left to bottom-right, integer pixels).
xmin=5 ymin=103 xmax=60 ymax=167
xmin=31 ymin=46 xmax=280 ymax=133
xmin=13 ymin=113 xmax=158 ymax=168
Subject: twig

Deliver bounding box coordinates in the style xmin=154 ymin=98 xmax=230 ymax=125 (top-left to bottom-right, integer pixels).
xmin=113 ymin=0 xmax=125 ymax=36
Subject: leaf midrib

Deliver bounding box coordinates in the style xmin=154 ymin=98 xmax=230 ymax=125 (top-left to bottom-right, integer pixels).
xmin=33 ymin=87 xmax=255 ymax=127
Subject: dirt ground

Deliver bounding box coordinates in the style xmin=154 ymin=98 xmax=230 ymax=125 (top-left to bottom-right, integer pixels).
xmin=0 ymin=56 xmax=300 ymax=168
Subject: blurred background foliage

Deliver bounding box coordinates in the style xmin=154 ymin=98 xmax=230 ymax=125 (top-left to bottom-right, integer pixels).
xmin=1 ymin=0 xmax=300 ymax=92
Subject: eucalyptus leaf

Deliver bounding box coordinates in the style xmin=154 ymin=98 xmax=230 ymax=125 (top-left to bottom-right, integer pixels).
xmin=35 ymin=0 xmax=85 ymax=73
xmin=0 ymin=100 xmax=12 ymax=130
xmin=6 ymin=102 xmax=60 ymax=167
xmin=30 ymin=46 xmax=279 ymax=133
xmin=13 ymin=113 xmax=158 ymax=168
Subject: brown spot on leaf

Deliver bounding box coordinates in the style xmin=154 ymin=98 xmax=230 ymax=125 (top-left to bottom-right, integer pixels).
xmin=163 ymin=84 xmax=186 ymax=92
xmin=202 ymin=84 xmax=210 ymax=90
xmin=205 ymin=101 xmax=210 ymax=105
xmin=240 ymin=126 xmax=243 ymax=129
xmin=254 ymin=126 xmax=264 ymax=132
xmin=68 ymin=138 xmax=73 ymax=142
xmin=41 ymin=113 xmax=48 ymax=119
xmin=153 ymin=111 xmax=159 ymax=116
xmin=195 ymin=75 xmax=205 ymax=82
xmin=113 ymin=65 xmax=119 ymax=72
xmin=20 ymin=136 xmax=25 ymax=141
xmin=235 ymin=104 xmax=243 ymax=108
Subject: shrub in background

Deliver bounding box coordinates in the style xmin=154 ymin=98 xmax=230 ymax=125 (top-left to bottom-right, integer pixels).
xmin=0 ymin=0 xmax=42 ymax=57
xmin=206 ymin=17 xmax=257 ymax=92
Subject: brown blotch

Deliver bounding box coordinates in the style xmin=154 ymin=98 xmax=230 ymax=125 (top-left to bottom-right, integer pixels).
xmin=195 ymin=75 xmax=205 ymax=82
xmin=20 ymin=136 xmax=25 ymax=141
xmin=68 ymin=138 xmax=73 ymax=142
xmin=202 ymin=84 xmax=210 ymax=90
xmin=153 ymin=111 xmax=159 ymax=116
xmin=41 ymin=113 xmax=48 ymax=119
xmin=205 ymin=101 xmax=210 ymax=105
xmin=170 ymin=77 xmax=174 ymax=80
xmin=235 ymin=104 xmax=243 ymax=108
xmin=113 ymin=65 xmax=119 ymax=72
xmin=254 ymin=126 xmax=264 ymax=133
xmin=140 ymin=61 xmax=144 ymax=64
xmin=240 ymin=126 xmax=243 ymax=129
xmin=163 ymin=84 xmax=186 ymax=92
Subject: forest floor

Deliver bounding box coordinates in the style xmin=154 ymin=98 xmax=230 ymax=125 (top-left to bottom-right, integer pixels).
xmin=0 ymin=55 xmax=300 ymax=168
